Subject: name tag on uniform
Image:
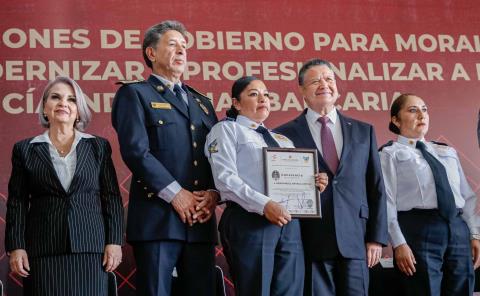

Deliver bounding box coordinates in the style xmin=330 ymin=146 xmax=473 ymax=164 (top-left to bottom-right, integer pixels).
xmin=151 ymin=102 xmax=172 ymax=109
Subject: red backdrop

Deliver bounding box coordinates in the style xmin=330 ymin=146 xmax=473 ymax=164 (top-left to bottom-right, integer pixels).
xmin=1 ymin=0 xmax=479 ymax=295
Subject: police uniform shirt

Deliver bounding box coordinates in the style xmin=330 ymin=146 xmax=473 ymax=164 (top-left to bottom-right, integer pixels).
xmin=205 ymin=115 xmax=294 ymax=215
xmin=379 ymin=135 xmax=480 ymax=247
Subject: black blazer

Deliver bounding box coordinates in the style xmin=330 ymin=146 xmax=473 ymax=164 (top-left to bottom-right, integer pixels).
xmin=275 ymin=110 xmax=388 ymax=260
xmin=5 ymin=136 xmax=124 ymax=258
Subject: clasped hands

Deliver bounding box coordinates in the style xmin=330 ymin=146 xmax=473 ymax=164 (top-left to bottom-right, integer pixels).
xmin=171 ymin=189 xmax=219 ymax=226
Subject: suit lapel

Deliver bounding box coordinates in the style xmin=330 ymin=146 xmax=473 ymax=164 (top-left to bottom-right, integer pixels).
xmin=68 ymin=138 xmax=90 ymax=194
xmin=147 ymin=75 xmax=189 ymax=118
xmin=337 ymin=112 xmax=352 ymax=174
xmin=32 ymin=142 xmax=66 ymax=194
xmin=295 ymin=111 xmax=331 ymax=173
xmin=186 ymin=87 xmax=204 ymax=121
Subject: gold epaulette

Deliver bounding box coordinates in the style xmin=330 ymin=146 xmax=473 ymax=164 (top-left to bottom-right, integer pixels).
xmin=115 ymin=79 xmax=145 ymax=85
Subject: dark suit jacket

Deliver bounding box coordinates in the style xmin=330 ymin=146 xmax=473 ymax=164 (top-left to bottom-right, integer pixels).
xmin=275 ymin=109 xmax=388 ymax=260
xmin=5 ymin=136 xmax=124 ymax=258
xmin=111 ymin=75 xmax=218 ymax=243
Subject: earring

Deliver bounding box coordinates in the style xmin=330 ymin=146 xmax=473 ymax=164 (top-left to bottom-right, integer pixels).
xmin=75 ymin=118 xmax=80 ymax=123
xmin=43 ymin=113 xmax=49 ymax=122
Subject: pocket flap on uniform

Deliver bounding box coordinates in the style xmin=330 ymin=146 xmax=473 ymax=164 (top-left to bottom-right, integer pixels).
xmin=395 ymin=150 xmax=412 ymax=161
xmin=359 ymin=205 xmax=369 ymax=219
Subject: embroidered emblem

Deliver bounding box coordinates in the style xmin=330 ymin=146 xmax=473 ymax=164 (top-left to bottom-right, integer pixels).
xmin=208 ymin=139 xmax=218 ymax=156
xmin=274 ymin=134 xmax=287 ymax=140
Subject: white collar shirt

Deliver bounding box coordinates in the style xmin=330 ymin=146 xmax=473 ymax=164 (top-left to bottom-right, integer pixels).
xmin=30 ymin=130 xmax=95 ymax=191
xmin=379 ymin=135 xmax=480 ymax=247
xmin=305 ymin=107 xmax=343 ymax=159
xmin=205 ymin=115 xmax=294 ymax=215
xmin=151 ymin=73 xmax=188 ymax=106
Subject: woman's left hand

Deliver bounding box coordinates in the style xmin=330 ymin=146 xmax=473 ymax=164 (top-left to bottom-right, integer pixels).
xmin=103 ymin=244 xmax=122 ymax=272
xmin=471 ymin=239 xmax=480 ymax=270
xmin=315 ymin=173 xmax=328 ymax=193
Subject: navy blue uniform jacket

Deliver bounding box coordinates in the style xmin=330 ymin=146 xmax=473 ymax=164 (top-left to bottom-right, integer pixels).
xmin=112 ymin=75 xmax=218 ymax=243
xmin=275 ymin=110 xmax=388 ymax=260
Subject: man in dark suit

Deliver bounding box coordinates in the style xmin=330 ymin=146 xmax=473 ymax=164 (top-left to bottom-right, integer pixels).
xmin=111 ymin=20 xmax=219 ymax=296
xmin=275 ymin=59 xmax=388 ymax=296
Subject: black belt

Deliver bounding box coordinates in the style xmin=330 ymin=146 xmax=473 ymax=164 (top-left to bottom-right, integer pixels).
xmin=398 ymin=208 xmax=463 ymax=216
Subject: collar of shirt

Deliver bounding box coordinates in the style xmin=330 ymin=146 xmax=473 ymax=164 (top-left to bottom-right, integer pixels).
xmin=306 ymin=107 xmax=338 ymax=127
xmin=397 ymin=135 xmax=425 ymax=148
xmin=152 ymin=73 xmax=184 ymax=93
xmin=30 ymin=130 xmax=95 ymax=146
xmin=236 ymin=115 xmax=267 ymax=130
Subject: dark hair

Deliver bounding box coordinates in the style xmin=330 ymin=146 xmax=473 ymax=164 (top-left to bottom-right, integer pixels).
xmin=226 ymin=76 xmax=260 ymax=119
xmin=389 ymin=93 xmax=416 ymax=134
xmin=298 ymin=59 xmax=333 ymax=86
xmin=142 ymin=20 xmax=187 ymax=69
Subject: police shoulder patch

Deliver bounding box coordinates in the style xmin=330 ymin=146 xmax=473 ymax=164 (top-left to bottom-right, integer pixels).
xmin=208 ymin=139 xmax=219 ymax=156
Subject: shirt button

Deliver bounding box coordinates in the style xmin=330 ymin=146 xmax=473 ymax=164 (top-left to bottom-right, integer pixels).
xmin=144 ymin=187 xmax=148 ymax=190
xmin=147 ymin=193 xmax=154 ymax=198
xmin=193 ymin=160 xmax=198 ymax=166
xmin=190 ymin=124 xmax=195 ymax=131
xmin=158 ymin=120 xmax=164 ymax=125
xmin=193 ymin=142 xmax=197 ymax=148
xmin=194 ymin=180 xmax=199 ymax=186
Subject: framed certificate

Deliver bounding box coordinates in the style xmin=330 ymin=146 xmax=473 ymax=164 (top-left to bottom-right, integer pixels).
xmin=263 ymin=147 xmax=321 ymax=218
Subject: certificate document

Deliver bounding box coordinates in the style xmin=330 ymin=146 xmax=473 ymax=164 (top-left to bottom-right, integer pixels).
xmin=263 ymin=147 xmax=321 ymax=218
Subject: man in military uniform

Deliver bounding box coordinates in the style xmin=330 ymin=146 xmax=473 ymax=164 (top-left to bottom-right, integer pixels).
xmin=111 ymin=20 xmax=219 ymax=296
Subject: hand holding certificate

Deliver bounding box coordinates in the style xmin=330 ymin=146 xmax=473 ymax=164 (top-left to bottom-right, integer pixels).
xmin=263 ymin=147 xmax=323 ymax=218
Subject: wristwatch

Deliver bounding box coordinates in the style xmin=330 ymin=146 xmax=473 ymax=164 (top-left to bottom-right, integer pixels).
xmin=471 ymin=234 xmax=480 ymax=240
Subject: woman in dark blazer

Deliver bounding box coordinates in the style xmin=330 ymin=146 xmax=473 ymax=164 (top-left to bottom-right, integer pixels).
xmin=5 ymin=76 xmax=124 ymax=295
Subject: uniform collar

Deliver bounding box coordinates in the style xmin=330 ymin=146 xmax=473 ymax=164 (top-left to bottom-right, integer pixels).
xmin=30 ymin=130 xmax=95 ymax=145
xmin=236 ymin=115 xmax=266 ymax=130
xmin=397 ymin=135 xmax=426 ymax=148
xmin=151 ymin=73 xmax=183 ymax=92
xmin=306 ymin=107 xmax=338 ymax=126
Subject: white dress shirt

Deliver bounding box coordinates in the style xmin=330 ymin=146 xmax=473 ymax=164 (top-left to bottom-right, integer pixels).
xmin=205 ymin=115 xmax=295 ymax=215
xmin=379 ymin=135 xmax=480 ymax=247
xmin=30 ymin=130 xmax=95 ymax=191
xmin=305 ymin=108 xmax=343 ymax=159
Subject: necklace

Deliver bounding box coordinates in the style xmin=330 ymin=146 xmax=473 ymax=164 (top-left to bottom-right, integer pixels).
xmin=49 ymin=134 xmax=74 ymax=157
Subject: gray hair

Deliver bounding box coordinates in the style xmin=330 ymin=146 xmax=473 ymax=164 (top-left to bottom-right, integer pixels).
xmin=298 ymin=59 xmax=334 ymax=86
xmin=142 ymin=20 xmax=187 ymax=69
xmin=38 ymin=76 xmax=92 ymax=131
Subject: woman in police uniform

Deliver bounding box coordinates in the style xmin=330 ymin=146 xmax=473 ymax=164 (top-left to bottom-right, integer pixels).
xmin=205 ymin=76 xmax=327 ymax=296
xmin=379 ymin=93 xmax=480 ymax=295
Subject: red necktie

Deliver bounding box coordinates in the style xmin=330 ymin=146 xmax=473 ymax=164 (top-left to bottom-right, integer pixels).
xmin=318 ymin=116 xmax=339 ymax=174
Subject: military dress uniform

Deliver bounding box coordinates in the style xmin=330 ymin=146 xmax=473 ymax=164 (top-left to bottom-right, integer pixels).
xmin=112 ymin=74 xmax=218 ymax=296
xmin=205 ymin=115 xmax=304 ymax=296
xmin=379 ymin=135 xmax=480 ymax=295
